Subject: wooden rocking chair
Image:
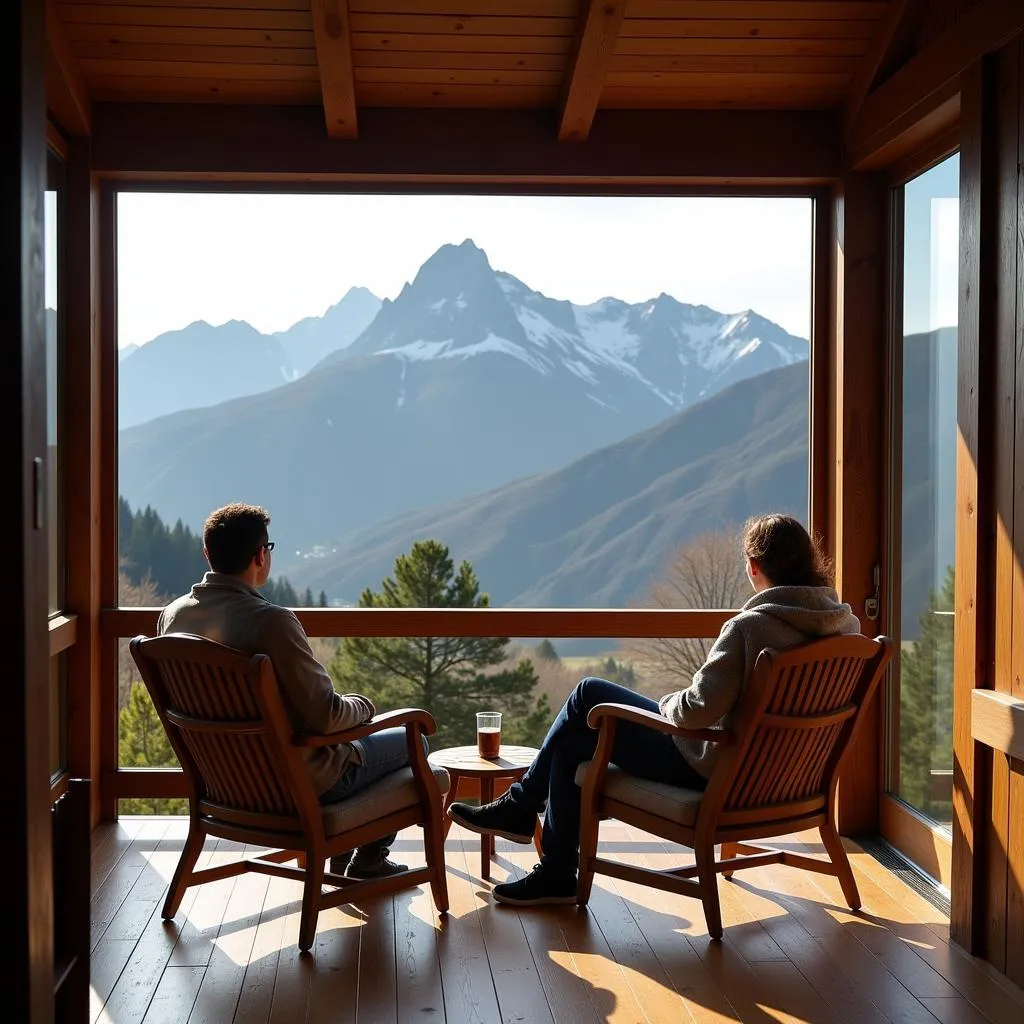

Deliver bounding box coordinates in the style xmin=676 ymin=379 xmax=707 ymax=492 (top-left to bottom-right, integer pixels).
xmin=129 ymin=633 xmax=450 ymax=952
xmin=576 ymin=633 xmax=893 ymax=939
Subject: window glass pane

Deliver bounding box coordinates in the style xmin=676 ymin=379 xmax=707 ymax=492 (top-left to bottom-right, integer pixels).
xmin=895 ymin=153 xmax=959 ymax=828
xmin=45 ymin=154 xmax=64 ymax=615
xmin=116 ymin=193 xmax=813 ymax=615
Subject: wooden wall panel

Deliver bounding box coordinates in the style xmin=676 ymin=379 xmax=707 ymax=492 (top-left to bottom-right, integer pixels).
xmin=987 ymin=38 xmax=1018 ymax=976
xmin=1006 ymin=32 xmax=1024 ymax=990
xmin=950 ymin=50 xmax=995 ymax=962
xmin=951 ymin=32 xmax=1024 ymax=989
xmin=2 ymin=1 xmax=56 ymax=1019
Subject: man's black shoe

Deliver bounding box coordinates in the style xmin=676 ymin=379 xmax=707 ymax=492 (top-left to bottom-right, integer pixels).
xmin=328 ymin=852 xmax=351 ymax=876
xmin=345 ymin=847 xmax=408 ymax=879
xmin=492 ymin=863 xmax=577 ymax=906
xmin=447 ymin=790 xmax=536 ymax=844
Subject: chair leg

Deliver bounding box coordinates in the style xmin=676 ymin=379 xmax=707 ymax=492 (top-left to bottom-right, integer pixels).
xmin=298 ymin=851 xmax=325 ymax=953
xmin=162 ymin=822 xmax=205 ymax=920
xmin=820 ymin=822 xmax=861 ymax=910
xmin=695 ymin=841 xmax=723 ymax=940
xmin=423 ymin=813 xmax=450 ymax=915
xmin=720 ymin=841 xmax=739 ymax=879
xmin=576 ymin=808 xmax=599 ymax=908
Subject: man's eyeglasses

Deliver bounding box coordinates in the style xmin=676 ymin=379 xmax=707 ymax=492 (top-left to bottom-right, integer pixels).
xmin=259 ymin=541 xmax=275 ymax=554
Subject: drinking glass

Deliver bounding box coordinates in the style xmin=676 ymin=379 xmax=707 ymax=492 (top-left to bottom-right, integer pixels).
xmin=476 ymin=711 xmax=502 ymax=758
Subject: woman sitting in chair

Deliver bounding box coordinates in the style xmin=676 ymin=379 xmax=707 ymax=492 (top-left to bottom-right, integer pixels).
xmin=447 ymin=513 xmax=861 ymax=906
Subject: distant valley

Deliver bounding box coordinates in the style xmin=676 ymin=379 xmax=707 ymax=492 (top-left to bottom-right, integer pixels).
xmin=284 ymin=360 xmax=809 ymax=609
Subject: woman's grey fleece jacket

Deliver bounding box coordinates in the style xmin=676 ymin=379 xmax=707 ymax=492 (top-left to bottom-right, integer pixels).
xmin=658 ymin=585 xmax=861 ymax=780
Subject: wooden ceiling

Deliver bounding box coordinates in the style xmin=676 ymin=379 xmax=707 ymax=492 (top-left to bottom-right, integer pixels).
xmin=52 ymin=0 xmax=890 ymax=140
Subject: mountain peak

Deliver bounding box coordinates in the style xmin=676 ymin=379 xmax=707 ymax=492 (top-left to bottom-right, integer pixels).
xmin=418 ymin=238 xmax=492 ymax=276
xmin=340 ymin=285 xmax=378 ymax=302
xmin=397 ymin=238 xmax=499 ymax=308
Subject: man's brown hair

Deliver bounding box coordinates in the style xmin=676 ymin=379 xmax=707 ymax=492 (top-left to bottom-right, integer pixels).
xmin=203 ymin=503 xmax=271 ymax=575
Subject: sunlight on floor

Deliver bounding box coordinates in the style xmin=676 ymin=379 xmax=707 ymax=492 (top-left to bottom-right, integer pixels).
xmin=88 ymin=820 xmax=1024 ymax=1024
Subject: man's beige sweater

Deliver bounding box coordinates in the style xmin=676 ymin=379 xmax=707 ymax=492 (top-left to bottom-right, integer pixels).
xmin=158 ymin=572 xmax=374 ymax=794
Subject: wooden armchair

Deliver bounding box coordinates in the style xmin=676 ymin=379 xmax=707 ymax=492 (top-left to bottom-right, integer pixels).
xmin=129 ymin=633 xmax=450 ymax=953
xmin=576 ymin=633 xmax=893 ymax=939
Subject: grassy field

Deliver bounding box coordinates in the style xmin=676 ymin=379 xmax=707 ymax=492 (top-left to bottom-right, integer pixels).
xmin=558 ymin=653 xmax=621 ymax=671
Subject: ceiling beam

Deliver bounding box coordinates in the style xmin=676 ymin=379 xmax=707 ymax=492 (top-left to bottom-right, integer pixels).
xmin=90 ymin=105 xmax=841 ymax=185
xmin=843 ymin=0 xmax=927 ymax=129
xmin=312 ymin=0 xmax=357 ymax=140
xmin=46 ymin=0 xmax=90 ymax=135
xmin=846 ymin=0 xmax=1024 ymax=169
xmin=558 ymin=0 xmax=627 ymax=143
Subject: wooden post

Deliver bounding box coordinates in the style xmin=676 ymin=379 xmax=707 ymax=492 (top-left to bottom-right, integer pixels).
xmin=810 ymin=191 xmax=835 ymax=553
xmin=0 ymin=0 xmax=55 ymax=1018
xmin=830 ymin=172 xmax=888 ymax=837
xmin=64 ymin=136 xmax=103 ymax=827
xmin=950 ymin=55 xmax=999 ymax=958
xmin=98 ymin=183 xmax=120 ymax=821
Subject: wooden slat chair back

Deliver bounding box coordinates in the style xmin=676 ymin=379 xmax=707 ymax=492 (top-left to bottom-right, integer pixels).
xmin=130 ymin=633 xmax=450 ymax=952
xmin=577 ymin=634 xmax=893 ymax=940
xmin=715 ymin=640 xmax=876 ymax=830
xmin=151 ymin=639 xmax=308 ymax=830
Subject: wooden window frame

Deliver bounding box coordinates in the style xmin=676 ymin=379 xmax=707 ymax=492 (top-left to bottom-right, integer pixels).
xmin=96 ymin=180 xmax=831 ymax=815
xmin=46 ymin=139 xmax=74 ymax=791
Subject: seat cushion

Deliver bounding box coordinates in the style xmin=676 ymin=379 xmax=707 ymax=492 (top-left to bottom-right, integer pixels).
xmin=321 ymin=765 xmax=450 ymax=837
xmin=575 ymin=762 xmax=704 ymax=827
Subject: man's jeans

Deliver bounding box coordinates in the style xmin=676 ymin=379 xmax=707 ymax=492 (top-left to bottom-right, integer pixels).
xmin=318 ymin=727 xmax=428 ymax=858
xmin=506 ymin=677 xmax=708 ymax=875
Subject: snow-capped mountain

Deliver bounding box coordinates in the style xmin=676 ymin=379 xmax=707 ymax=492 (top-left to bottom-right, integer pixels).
xmin=276 ymin=285 xmax=381 ymax=375
xmin=118 ymin=239 xmax=808 ymax=555
xmin=326 ymin=238 xmax=806 ymax=413
xmin=118 ymin=286 xmax=381 ymax=428
xmin=118 ymin=319 xmax=298 ymax=430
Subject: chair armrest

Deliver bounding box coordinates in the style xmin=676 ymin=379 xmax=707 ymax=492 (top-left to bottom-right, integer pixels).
xmin=293 ymin=708 xmax=437 ymax=748
xmin=586 ymin=702 xmax=734 ymax=745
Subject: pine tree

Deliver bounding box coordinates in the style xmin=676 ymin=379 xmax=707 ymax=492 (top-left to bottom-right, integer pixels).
xmin=329 ymin=540 xmax=550 ymax=749
xmin=118 ymin=495 xmax=304 ymax=607
xmin=117 ymin=681 xmax=188 ymax=815
xmin=536 ymin=639 xmax=560 ymax=662
xmin=319 ymin=590 xmax=329 ymax=608
xmin=897 ymin=565 xmax=955 ymax=821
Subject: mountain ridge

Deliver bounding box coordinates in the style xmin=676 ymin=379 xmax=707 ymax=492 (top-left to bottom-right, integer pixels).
xmin=282 ymin=359 xmax=809 ymax=608
xmin=118 ymin=239 xmax=809 ymax=562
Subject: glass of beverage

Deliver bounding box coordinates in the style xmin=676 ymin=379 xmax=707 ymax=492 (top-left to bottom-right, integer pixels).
xmin=476 ymin=711 xmax=502 ymax=759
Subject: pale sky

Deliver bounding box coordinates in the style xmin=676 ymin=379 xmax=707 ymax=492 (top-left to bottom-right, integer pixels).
xmin=902 ymin=152 xmax=960 ymax=336
xmin=114 ymin=193 xmax=814 ymax=349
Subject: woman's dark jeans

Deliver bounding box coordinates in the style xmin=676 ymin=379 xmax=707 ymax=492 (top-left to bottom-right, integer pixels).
xmin=506 ymin=677 xmax=708 ymax=876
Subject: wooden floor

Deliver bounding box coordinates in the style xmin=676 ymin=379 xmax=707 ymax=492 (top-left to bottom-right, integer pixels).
xmin=90 ymin=818 xmax=1024 ymax=1024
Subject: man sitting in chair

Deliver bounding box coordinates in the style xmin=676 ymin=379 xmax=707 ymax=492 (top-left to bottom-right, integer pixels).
xmin=159 ymin=502 xmax=409 ymax=879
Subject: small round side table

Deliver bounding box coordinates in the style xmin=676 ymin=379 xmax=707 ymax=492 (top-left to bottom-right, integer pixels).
xmin=428 ymin=744 xmax=543 ymax=881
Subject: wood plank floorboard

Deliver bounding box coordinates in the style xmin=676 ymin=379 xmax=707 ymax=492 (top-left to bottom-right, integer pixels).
xmin=89 ymin=818 xmax=1024 ymax=1024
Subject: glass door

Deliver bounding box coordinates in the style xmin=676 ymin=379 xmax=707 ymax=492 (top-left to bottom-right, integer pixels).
xmin=888 ymin=152 xmax=959 ymax=836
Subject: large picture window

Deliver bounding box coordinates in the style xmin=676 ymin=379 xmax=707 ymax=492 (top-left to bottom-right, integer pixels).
xmin=116 ymin=192 xmax=812 ymax=611
xmin=113 ymin=191 xmax=814 ymax=803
